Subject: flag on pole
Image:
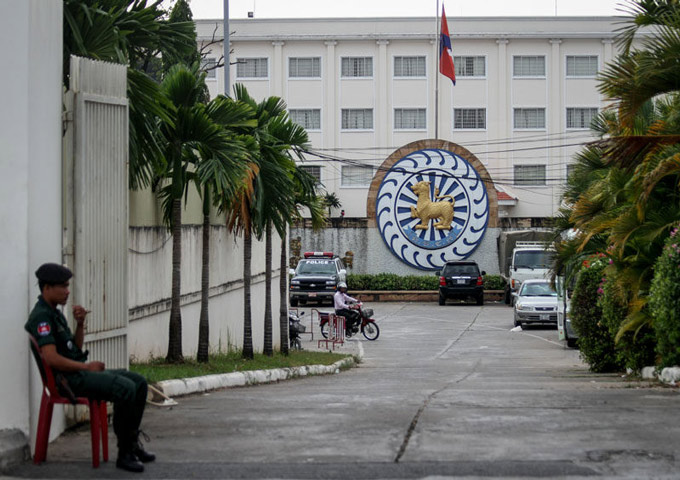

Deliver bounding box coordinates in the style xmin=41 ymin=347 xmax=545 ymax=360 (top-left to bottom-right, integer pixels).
xmin=439 ymin=5 xmax=456 ymax=85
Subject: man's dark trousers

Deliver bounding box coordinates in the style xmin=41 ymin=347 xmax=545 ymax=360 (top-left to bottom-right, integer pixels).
xmin=67 ymin=369 xmax=147 ymax=451
xmin=335 ymin=308 xmax=360 ymax=332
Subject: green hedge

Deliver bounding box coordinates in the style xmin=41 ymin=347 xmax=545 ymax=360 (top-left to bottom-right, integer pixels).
xmin=599 ymin=276 xmax=656 ymax=372
xmin=483 ymin=274 xmax=507 ymax=290
xmin=649 ymin=225 xmax=680 ymax=367
xmin=570 ymin=258 xmax=621 ymax=373
xmin=346 ymin=273 xmax=506 ymax=291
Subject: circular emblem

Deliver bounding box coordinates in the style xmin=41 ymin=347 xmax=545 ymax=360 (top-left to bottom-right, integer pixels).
xmin=67 ymin=340 xmax=74 ymax=350
xmin=376 ymin=148 xmax=489 ymax=270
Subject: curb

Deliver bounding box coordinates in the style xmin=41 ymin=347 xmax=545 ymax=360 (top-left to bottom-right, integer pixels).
xmin=154 ymin=341 xmax=364 ymax=399
xmin=640 ymin=366 xmax=680 ymax=385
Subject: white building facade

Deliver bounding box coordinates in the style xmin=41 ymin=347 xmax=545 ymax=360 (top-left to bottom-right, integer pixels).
xmin=197 ymin=16 xmax=621 ymax=275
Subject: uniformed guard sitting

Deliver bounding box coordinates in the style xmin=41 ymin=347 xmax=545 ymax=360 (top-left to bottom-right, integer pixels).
xmin=25 ymin=263 xmax=155 ymax=473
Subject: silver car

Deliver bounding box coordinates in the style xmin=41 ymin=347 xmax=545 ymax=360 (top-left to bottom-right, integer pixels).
xmin=513 ymin=279 xmax=558 ymax=328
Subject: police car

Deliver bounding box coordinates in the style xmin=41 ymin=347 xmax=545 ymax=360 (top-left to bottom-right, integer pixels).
xmin=289 ymin=252 xmax=347 ymax=306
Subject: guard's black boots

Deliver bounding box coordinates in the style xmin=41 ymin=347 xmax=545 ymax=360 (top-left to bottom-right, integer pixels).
xmin=133 ymin=431 xmax=156 ymax=463
xmin=132 ymin=443 xmax=156 ymax=463
xmin=116 ymin=451 xmax=144 ymax=473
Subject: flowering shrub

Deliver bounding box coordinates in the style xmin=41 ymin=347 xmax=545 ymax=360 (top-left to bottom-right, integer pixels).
xmin=570 ymin=256 xmax=621 ymax=372
xmin=599 ymin=277 xmax=656 ymax=372
xmin=649 ymin=225 xmax=680 ymax=367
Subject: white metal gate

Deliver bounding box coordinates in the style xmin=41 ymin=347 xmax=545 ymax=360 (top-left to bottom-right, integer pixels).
xmin=63 ymin=56 xmax=129 ymax=369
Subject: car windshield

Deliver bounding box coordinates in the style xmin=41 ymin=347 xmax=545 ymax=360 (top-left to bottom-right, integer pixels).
xmin=514 ymin=250 xmax=554 ymax=269
xmin=520 ymin=282 xmax=557 ymax=297
xmin=443 ymin=264 xmax=478 ymax=276
xmin=296 ymin=260 xmax=336 ymax=275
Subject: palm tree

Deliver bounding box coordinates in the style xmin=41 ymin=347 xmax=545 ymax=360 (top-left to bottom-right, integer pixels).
xmin=225 ymin=84 xmax=272 ymax=360
xmin=322 ymin=192 xmax=342 ymax=218
xmin=591 ymin=0 xmax=680 ymax=338
xmin=599 ymin=0 xmax=680 ymax=129
xmin=157 ymin=65 xmax=251 ymax=363
xmin=63 ymin=0 xmax=197 ymax=189
xmin=553 ymin=0 xmax=680 ymax=340
xmin=194 ymin=96 xmax=256 ymax=362
xmin=258 ymin=114 xmax=314 ymax=355
xmin=229 ymin=86 xmax=303 ymax=356
xmin=279 ymin=167 xmax=326 ymax=354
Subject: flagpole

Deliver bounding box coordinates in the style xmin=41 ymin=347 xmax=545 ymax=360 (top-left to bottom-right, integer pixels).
xmin=435 ymin=0 xmax=440 ymax=140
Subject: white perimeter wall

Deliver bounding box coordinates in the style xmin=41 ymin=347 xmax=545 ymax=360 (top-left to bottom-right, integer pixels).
xmin=0 ymin=0 xmax=63 ymax=443
xmin=128 ymin=225 xmax=283 ymax=361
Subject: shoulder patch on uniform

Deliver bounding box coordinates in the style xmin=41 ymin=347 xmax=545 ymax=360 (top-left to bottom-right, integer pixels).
xmin=37 ymin=322 xmax=51 ymax=336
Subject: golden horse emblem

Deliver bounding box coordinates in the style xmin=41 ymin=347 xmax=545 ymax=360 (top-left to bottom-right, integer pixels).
xmin=409 ymin=180 xmax=455 ymax=230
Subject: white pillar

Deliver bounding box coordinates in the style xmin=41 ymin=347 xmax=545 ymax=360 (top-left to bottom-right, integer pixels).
xmin=376 ymin=40 xmax=390 ymax=149
xmin=430 ymin=39 xmax=438 ymax=139
xmin=496 ymin=38 xmax=510 ymax=153
xmin=272 ymin=41 xmax=285 ymax=97
xmin=602 ymin=38 xmax=615 ymax=68
xmin=324 ymin=40 xmax=338 ymax=149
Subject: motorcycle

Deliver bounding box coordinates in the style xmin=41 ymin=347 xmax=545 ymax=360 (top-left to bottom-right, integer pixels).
xmin=319 ymin=303 xmax=380 ymax=341
xmin=289 ymin=310 xmax=306 ymax=350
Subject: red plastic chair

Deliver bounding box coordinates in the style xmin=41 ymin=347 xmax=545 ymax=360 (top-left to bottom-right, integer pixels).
xmin=28 ymin=335 xmax=108 ymax=467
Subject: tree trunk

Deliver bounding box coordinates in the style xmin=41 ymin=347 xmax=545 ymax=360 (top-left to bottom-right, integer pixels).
xmin=197 ymin=206 xmax=210 ymax=363
xmin=279 ymin=229 xmax=289 ymax=355
xmin=167 ymin=197 xmax=183 ymax=363
xmin=242 ymin=227 xmax=254 ymax=359
xmin=263 ymin=222 xmax=273 ymax=356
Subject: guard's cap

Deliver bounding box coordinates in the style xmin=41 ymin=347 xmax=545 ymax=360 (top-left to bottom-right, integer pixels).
xmin=35 ymin=263 xmax=73 ymax=284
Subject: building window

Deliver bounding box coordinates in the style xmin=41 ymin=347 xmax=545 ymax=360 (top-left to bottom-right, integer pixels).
xmin=201 ymin=57 xmax=216 ymax=79
xmin=514 ymin=165 xmax=547 ymax=186
xmin=289 ymin=109 xmax=321 ymax=130
xmin=454 ymin=108 xmax=486 ymax=129
xmin=566 ymin=107 xmax=598 ymax=129
xmin=394 ymin=108 xmax=426 ymax=130
xmin=341 ymin=166 xmax=374 ymax=187
xmin=299 ymin=165 xmax=321 ymax=184
xmin=341 ymin=109 xmax=373 ymax=130
xmin=289 ymin=57 xmax=321 ymax=78
xmin=341 ymin=57 xmax=373 ymax=78
xmin=566 ymin=163 xmax=577 ymax=182
xmin=566 ymin=55 xmax=598 ymax=77
xmin=513 ymin=55 xmax=546 ymax=77
xmin=453 ymin=56 xmax=486 ymax=77
xmin=514 ymin=108 xmax=546 ymax=129
xmin=394 ymin=56 xmax=426 ymax=77
xmin=236 ymin=57 xmax=268 ymax=78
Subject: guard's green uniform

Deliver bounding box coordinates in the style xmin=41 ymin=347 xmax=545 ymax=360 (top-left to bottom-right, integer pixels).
xmin=25 ymin=296 xmax=148 ymax=452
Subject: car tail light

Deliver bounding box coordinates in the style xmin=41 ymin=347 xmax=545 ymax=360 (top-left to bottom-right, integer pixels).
xmin=511 ymin=279 xmax=516 ymax=289
xmin=476 ymin=276 xmax=483 ymax=286
xmin=439 ymin=276 xmax=446 ymax=286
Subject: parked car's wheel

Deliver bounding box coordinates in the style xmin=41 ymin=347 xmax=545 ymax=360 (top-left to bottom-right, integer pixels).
xmin=476 ymin=293 xmax=484 ymax=306
xmin=566 ymin=332 xmax=578 ymax=348
xmin=290 ymin=298 xmax=298 ymax=307
xmin=504 ymin=288 xmax=511 ymax=305
xmin=514 ymin=318 xmax=521 ymax=328
xmin=438 ymin=292 xmax=446 ymax=305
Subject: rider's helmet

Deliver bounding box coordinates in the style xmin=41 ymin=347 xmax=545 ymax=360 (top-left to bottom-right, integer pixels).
xmin=337 ymin=282 xmax=347 ymax=291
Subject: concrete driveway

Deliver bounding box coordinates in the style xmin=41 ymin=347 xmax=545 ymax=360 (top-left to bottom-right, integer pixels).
xmin=6 ymin=302 xmax=679 ymax=479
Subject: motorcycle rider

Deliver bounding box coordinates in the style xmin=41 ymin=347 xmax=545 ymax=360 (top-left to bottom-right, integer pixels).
xmin=334 ymin=282 xmax=360 ymax=335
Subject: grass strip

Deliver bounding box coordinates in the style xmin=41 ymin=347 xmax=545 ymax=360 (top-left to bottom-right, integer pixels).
xmin=130 ymin=351 xmax=350 ymax=384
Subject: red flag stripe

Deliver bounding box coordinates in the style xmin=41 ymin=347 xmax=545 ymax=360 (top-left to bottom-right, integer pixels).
xmin=439 ymin=6 xmax=456 ymax=85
